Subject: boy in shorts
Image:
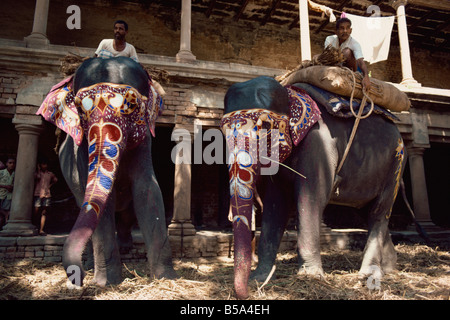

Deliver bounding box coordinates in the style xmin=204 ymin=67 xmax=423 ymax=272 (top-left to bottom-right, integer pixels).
xmin=0 ymin=158 xmax=15 ymax=229
xmin=34 ymin=160 xmax=57 ymax=236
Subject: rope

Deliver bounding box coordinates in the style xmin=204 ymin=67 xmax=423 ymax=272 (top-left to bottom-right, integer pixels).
xmin=335 ymin=67 xmax=374 ymax=177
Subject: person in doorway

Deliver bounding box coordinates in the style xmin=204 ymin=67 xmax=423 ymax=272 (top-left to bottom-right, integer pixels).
xmin=324 ymin=16 xmax=371 ymax=91
xmin=0 ymin=158 xmax=15 ymax=229
xmin=33 ymin=159 xmax=57 ymax=236
xmin=94 ymin=20 xmax=139 ymax=63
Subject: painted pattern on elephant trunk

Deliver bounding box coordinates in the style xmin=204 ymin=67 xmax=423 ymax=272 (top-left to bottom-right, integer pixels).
xmin=221 ymin=109 xmax=293 ymax=299
xmin=62 ymin=83 xmax=153 ymax=285
xmin=220 ymin=86 xmax=321 ymax=299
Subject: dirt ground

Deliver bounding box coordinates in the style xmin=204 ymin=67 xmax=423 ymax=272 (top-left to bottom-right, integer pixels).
xmin=0 ymin=243 xmax=449 ymax=300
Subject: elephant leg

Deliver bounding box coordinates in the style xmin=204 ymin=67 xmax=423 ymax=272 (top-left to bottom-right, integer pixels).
xmin=295 ymin=165 xmax=332 ymax=277
xmin=296 ymin=193 xmax=326 ymax=277
xmin=126 ymin=134 xmax=177 ymax=279
xmin=359 ymin=193 xmax=397 ymax=277
xmin=91 ymin=189 xmax=122 ymax=286
xmin=251 ymin=180 xmax=289 ymax=282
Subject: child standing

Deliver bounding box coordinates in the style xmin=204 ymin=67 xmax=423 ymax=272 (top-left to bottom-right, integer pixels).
xmin=34 ymin=160 xmax=57 ymax=236
xmin=0 ymin=158 xmax=15 ymax=229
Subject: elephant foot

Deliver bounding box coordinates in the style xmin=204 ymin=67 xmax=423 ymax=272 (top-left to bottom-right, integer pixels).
xmin=358 ymin=265 xmax=384 ymax=289
xmin=93 ymin=268 xmax=123 ymax=287
xmin=151 ymin=265 xmax=179 ymax=280
xmin=297 ymin=265 xmax=325 ymax=279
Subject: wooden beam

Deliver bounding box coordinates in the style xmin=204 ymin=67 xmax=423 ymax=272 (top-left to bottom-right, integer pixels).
xmin=234 ymin=0 xmax=250 ymax=22
xmin=205 ymin=0 xmax=217 ymax=18
xmin=261 ymin=0 xmax=283 ymax=26
xmin=408 ymin=0 xmax=450 ymax=12
xmin=289 ymin=15 xmax=299 ymax=29
xmin=407 ymin=10 xmax=435 ymax=33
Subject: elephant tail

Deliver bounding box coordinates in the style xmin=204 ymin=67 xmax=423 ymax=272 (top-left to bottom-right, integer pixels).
xmin=400 ymin=179 xmax=429 ymax=243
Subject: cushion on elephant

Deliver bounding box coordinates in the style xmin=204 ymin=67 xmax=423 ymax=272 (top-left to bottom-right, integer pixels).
xmin=293 ymin=83 xmax=400 ymax=123
xmin=37 ymin=76 xmax=163 ymax=146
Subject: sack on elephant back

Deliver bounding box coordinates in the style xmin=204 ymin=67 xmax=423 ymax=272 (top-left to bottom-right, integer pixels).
xmin=279 ymin=65 xmax=411 ymax=112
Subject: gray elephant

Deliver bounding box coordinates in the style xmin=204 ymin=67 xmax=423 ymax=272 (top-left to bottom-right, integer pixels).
xmin=37 ymin=57 xmax=176 ymax=286
xmin=220 ymin=76 xmax=406 ymax=299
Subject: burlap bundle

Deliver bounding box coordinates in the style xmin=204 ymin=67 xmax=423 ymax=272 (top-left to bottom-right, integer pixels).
xmin=280 ymin=65 xmax=410 ymax=112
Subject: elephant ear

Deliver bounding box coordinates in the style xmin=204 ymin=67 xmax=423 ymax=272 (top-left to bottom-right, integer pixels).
xmin=145 ymin=79 xmax=164 ymax=137
xmin=285 ymin=86 xmax=321 ymax=146
xmin=37 ymin=76 xmax=84 ymax=146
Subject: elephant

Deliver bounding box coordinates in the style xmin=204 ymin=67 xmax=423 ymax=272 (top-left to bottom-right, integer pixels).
xmin=220 ymin=76 xmax=407 ymax=299
xmin=37 ymin=56 xmax=177 ymax=286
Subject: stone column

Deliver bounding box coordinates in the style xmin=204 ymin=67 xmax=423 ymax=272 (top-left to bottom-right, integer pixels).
xmin=168 ymin=126 xmax=196 ymax=237
xmin=24 ymin=0 xmax=50 ymax=47
xmin=299 ymin=0 xmax=311 ymax=61
xmin=1 ymin=115 xmax=44 ymax=236
xmin=407 ymin=146 xmax=432 ymax=224
xmin=176 ymin=0 xmax=196 ymax=62
xmin=389 ymin=0 xmax=420 ymax=86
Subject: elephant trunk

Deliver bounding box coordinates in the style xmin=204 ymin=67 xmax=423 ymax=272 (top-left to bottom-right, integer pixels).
xmin=232 ymin=195 xmax=255 ymax=300
xmin=63 ymin=120 xmax=126 ymax=286
xmin=227 ymin=147 xmax=259 ymax=299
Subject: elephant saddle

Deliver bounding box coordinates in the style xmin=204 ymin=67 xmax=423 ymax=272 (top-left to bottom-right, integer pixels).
xmin=294 ymin=83 xmax=400 ymax=123
xmin=36 ymin=76 xmax=164 ymax=146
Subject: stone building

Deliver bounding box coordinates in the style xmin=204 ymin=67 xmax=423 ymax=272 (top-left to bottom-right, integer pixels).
xmin=0 ymin=0 xmax=449 ymax=250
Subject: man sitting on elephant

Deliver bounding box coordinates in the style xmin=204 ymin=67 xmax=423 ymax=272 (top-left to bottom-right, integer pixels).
xmin=95 ymin=20 xmax=139 ymax=63
xmin=325 ymin=16 xmax=371 ymax=91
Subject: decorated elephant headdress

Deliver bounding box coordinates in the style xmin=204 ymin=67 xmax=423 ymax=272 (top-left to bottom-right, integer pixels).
xmin=220 ymin=84 xmax=322 ymax=166
xmin=37 ymin=75 xmax=163 ymax=148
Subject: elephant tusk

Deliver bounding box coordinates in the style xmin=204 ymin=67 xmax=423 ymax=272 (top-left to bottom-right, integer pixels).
xmin=260 ymin=156 xmax=307 ymax=179
xmin=258 ymin=264 xmax=276 ymax=293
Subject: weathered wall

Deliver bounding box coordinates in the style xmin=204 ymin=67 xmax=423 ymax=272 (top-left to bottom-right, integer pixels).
xmin=0 ymin=0 xmax=448 ymax=88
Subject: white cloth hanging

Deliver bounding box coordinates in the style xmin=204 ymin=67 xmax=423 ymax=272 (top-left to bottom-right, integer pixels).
xmin=345 ymin=13 xmax=395 ymax=64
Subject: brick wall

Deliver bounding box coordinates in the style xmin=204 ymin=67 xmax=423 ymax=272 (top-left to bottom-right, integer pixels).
xmin=0 ymin=231 xmax=300 ymax=262
xmin=0 ymin=1 xmax=447 ymax=89
xmin=0 ymin=71 xmax=29 ymax=106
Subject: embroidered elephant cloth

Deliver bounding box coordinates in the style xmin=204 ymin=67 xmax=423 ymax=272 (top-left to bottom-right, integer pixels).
xmin=221 ymin=108 xmax=293 ymax=169
xmin=37 ymin=76 xmax=163 ymax=146
xmin=285 ymin=85 xmax=322 ymax=146
xmin=220 ymin=85 xmax=321 ymax=166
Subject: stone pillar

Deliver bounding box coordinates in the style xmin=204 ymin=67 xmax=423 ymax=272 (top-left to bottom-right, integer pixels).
xmin=299 ymin=0 xmax=311 ymax=61
xmin=1 ymin=115 xmax=44 ymax=236
xmin=176 ymin=0 xmax=196 ymax=62
xmin=168 ymin=126 xmax=196 ymax=237
xmin=389 ymin=0 xmax=420 ymax=86
xmin=407 ymin=146 xmax=432 ymax=224
xmin=24 ymin=0 xmax=50 ymax=48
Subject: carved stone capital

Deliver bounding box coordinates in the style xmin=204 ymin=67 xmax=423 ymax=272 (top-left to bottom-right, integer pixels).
xmin=389 ymin=0 xmax=408 ymax=10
